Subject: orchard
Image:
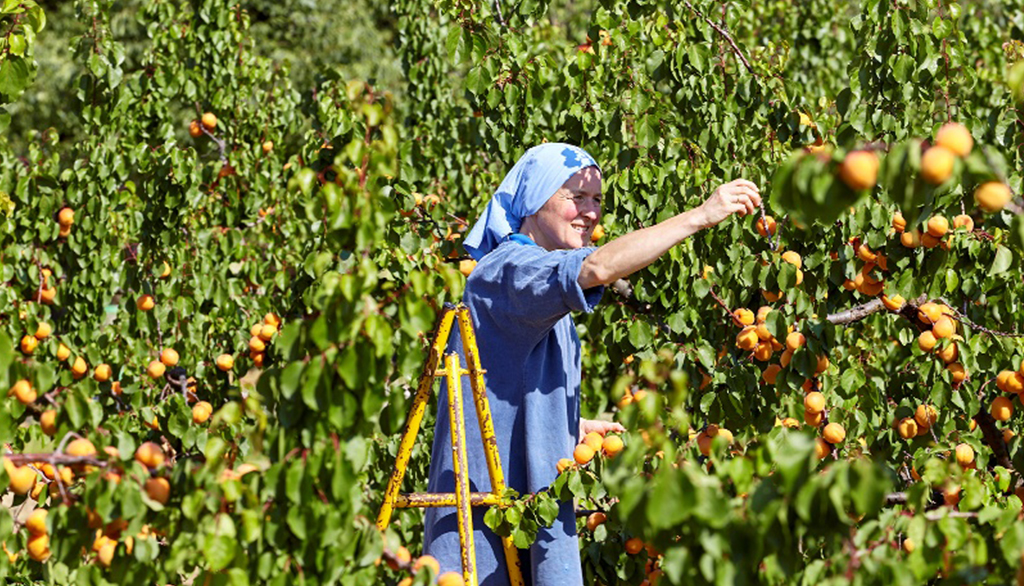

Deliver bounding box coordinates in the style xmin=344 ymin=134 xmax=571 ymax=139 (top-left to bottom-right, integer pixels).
xmin=3 ymin=0 xmax=1024 ymax=584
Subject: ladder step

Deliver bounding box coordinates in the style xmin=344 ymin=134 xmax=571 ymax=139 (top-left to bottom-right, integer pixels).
xmin=395 ymin=491 xmax=501 ymax=508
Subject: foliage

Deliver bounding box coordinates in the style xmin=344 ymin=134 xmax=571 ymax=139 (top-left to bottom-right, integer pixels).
xmin=4 ymin=0 xmax=1024 ymax=584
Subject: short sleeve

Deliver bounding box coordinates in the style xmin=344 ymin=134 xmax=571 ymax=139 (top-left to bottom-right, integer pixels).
xmin=467 ymin=243 xmax=605 ymax=333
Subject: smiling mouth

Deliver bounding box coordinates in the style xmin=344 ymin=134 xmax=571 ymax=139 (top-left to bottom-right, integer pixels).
xmin=572 ymin=224 xmax=590 ymax=234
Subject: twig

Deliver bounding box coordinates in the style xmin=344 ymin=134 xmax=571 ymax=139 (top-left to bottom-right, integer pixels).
xmin=708 ymin=284 xmax=744 ymax=327
xmin=925 ymin=510 xmax=977 ymax=521
xmin=683 ymin=1 xmax=757 ymax=77
xmin=492 ymin=0 xmax=506 ymax=28
xmin=935 ymin=297 xmax=1024 ymax=338
xmin=826 ymin=294 xmax=928 ymax=326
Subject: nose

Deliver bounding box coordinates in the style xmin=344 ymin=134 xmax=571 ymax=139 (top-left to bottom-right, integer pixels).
xmin=579 ymin=197 xmax=600 ymax=221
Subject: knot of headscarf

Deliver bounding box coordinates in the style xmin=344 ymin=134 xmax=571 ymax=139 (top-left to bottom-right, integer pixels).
xmin=463 ymin=143 xmax=600 ymax=260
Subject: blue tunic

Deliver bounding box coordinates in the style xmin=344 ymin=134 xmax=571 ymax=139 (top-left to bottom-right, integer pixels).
xmin=423 ymin=238 xmax=605 ymax=586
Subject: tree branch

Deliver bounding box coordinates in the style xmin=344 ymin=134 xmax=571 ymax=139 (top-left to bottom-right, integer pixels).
xmin=683 ymin=1 xmax=757 ymax=77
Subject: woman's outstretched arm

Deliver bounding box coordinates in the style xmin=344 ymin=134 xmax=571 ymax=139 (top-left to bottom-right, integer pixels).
xmin=578 ymin=179 xmax=761 ymax=289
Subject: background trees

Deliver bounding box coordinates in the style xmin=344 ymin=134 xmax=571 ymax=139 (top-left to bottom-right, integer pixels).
xmin=3 ymin=0 xmax=1024 ymax=584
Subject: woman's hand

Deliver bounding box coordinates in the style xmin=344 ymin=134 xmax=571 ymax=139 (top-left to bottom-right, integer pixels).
xmin=697 ymin=179 xmax=762 ymax=228
xmin=579 ymin=418 xmax=626 ymax=439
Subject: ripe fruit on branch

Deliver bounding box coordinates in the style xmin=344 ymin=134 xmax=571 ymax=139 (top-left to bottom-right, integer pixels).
xmin=70 ymin=356 xmax=88 ymax=379
xmin=147 ymin=360 xmax=166 ymax=379
xmin=262 ymin=140 xmax=274 ymax=154
xmin=753 ymin=341 xmax=773 ymax=362
xmin=953 ymin=214 xmax=974 ymax=232
xmin=264 ymin=313 xmax=281 ymax=328
xmin=590 ymin=224 xmax=605 ymax=242
xmin=814 ymin=437 xmax=831 ymax=459
xmin=838 ymin=150 xmax=879 ymax=191
xmin=586 ymin=512 xmax=607 ymax=531
xmin=804 ymin=392 xmax=826 ymax=414
xmin=602 ymin=434 xmax=624 ymax=457
xmin=822 ymin=422 xmax=845 ymax=444
xmin=189 ymin=120 xmax=202 ymax=137
xmin=947 ymin=363 xmax=966 ymax=384
xmin=27 ymin=533 xmax=50 ymax=562
xmin=67 ymin=438 xmax=97 ymax=458
xmin=954 ymin=443 xmax=974 ymax=467
xmin=926 ymin=215 xmax=949 ymax=238
xmin=57 ymin=343 xmax=71 ymax=361
xmin=756 ymin=216 xmax=777 ymax=237
xmin=437 ymin=572 xmax=466 ymax=586
xmin=20 ymin=334 xmax=38 ymax=354
xmin=249 ymin=336 xmax=266 ymax=353
xmin=136 ymin=294 xmax=155 ymax=311
xmin=26 ymin=509 xmax=47 ymax=535
xmin=974 ymin=182 xmax=1011 ymax=213
xmin=135 ymin=442 xmax=165 ymax=469
xmin=937 ymin=340 xmax=959 ymax=363
xmin=918 ymin=331 xmax=937 ymax=352
xmin=216 ymin=354 xmax=234 ymax=371
xmin=34 ymin=322 xmax=52 ymax=340
xmin=881 ymin=295 xmax=905 ymax=311
xmin=160 ymin=348 xmax=179 ymax=367
xmin=991 ymin=396 xmax=1014 ymax=421
xmin=815 ymin=355 xmax=830 ymax=376
xmin=556 ymin=458 xmax=574 ymax=474
xmin=625 ymin=537 xmax=645 ymax=555
xmin=9 ymin=379 xmax=36 ymax=405
xmin=762 ymin=364 xmax=782 ymax=385
xmin=892 ymin=211 xmax=906 ymax=233
xmin=573 ymin=444 xmax=595 ymax=465
xmin=785 ymin=332 xmax=805 ymax=351
xmin=258 ymin=324 xmax=277 ymax=342
xmin=900 ymin=230 xmax=920 ymax=248
xmin=413 ymin=555 xmax=441 ymax=575
xmin=920 ymin=147 xmax=955 ymax=185
xmin=915 ymin=405 xmax=938 ymax=429
xmin=41 ymin=410 xmax=57 ymax=436
xmin=582 ymin=432 xmax=603 ymax=452
xmin=94 ymin=364 xmax=112 ymax=382
xmin=144 ymin=477 xmax=170 ymax=504
xmin=736 ymin=326 xmax=758 ymax=351
xmin=804 ymin=409 xmax=823 ymax=427
xmin=896 ymin=417 xmax=918 ymax=439
xmin=932 ymin=316 xmax=955 ymax=339
xmin=3 ymin=458 xmax=37 ymax=494
xmin=58 ymin=207 xmax=75 ymax=226
xmin=201 ymin=112 xmax=217 ymax=130
xmin=781 ymin=251 xmax=802 ymax=269
xmin=734 ymin=308 xmax=754 ymax=325
xmin=935 ymin=122 xmax=973 ymax=157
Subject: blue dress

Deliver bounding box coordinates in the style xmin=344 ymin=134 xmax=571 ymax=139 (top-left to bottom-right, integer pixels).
xmin=423 ymin=237 xmax=605 ymax=586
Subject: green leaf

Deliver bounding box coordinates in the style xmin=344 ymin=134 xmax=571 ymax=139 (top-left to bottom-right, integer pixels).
xmin=204 ymin=535 xmax=237 ymax=572
xmin=991 ymin=246 xmax=1012 ymax=275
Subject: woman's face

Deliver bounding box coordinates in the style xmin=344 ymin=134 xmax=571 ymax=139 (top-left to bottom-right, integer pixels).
xmin=522 ymin=167 xmax=603 ymax=250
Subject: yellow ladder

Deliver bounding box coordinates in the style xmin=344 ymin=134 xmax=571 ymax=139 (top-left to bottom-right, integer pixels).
xmin=376 ymin=303 xmax=524 ymax=586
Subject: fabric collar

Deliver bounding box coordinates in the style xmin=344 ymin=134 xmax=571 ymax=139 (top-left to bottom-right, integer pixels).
xmin=505 ymin=234 xmax=538 ymax=247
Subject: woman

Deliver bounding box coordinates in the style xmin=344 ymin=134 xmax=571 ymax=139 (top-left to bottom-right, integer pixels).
xmin=424 ymin=143 xmax=761 ymax=585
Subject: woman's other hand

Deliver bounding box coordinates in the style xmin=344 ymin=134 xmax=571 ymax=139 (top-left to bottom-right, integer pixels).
xmin=579 ymin=418 xmax=626 ymax=439
xmin=697 ymin=179 xmax=762 ymax=228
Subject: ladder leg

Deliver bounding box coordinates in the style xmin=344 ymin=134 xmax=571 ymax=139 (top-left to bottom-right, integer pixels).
xmin=458 ymin=307 xmax=524 ymax=586
xmin=446 ymin=353 xmax=478 ymax=586
xmin=376 ymin=307 xmax=457 ymax=530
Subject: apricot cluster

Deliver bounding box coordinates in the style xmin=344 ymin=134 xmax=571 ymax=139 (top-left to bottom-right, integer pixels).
xmin=558 ymin=431 xmax=625 ymax=472
xmin=894 ymin=404 xmax=938 ymax=440
xmin=915 ymin=302 xmax=967 ymax=384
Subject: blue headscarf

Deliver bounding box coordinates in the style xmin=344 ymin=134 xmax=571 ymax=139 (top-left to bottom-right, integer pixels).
xmin=463 ymin=143 xmax=601 ymax=260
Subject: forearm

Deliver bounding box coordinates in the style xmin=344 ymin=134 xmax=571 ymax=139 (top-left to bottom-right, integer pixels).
xmin=578 ymin=207 xmax=709 ymax=289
